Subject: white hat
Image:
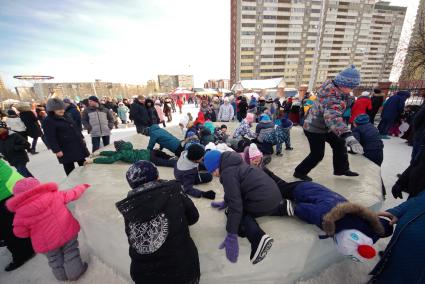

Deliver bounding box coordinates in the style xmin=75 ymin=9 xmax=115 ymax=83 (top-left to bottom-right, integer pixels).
xmin=361 ymin=91 xmax=370 ymax=97
xmin=334 ymin=229 xmax=376 ymax=262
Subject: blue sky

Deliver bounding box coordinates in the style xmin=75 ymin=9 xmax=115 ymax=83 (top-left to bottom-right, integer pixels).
xmin=0 ymin=0 xmax=418 ymax=89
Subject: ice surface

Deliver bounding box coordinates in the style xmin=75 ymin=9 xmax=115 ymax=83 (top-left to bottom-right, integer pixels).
xmin=59 ymin=123 xmax=384 ymax=283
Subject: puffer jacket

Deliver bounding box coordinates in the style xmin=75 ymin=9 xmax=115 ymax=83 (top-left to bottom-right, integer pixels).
xmin=65 ymin=104 xmax=83 ymax=132
xmin=93 ymin=141 xmax=150 ymax=164
xmin=0 ymin=159 xmax=22 ymax=202
xmin=219 ymin=152 xmax=282 ymax=234
xmin=232 ymin=119 xmax=256 ymax=139
xmin=6 ymin=183 xmax=89 ymax=253
xmin=147 ymin=124 xmax=181 ymax=153
xmin=255 ymin=121 xmax=275 ymax=143
xmin=304 ymin=80 xmax=351 ymax=137
xmin=0 ymin=133 xmax=30 ymax=166
xmin=381 ymin=92 xmax=410 ymax=121
xmin=352 ymin=123 xmax=384 ymax=152
xmin=81 ymin=105 xmax=114 ymax=137
xmin=349 ymin=96 xmax=372 ymax=124
xmin=218 ymin=103 xmax=234 ymax=122
xmin=19 ymin=111 xmax=42 ymax=138
xmin=174 ymin=152 xmax=203 ymax=198
xmin=6 ymin=116 xmax=26 ymax=133
xmin=116 ymin=180 xmax=200 ymax=284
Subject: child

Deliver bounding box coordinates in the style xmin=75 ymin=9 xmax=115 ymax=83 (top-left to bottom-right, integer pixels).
xmin=154 ymin=100 xmax=166 ymax=127
xmin=232 ymin=113 xmax=256 ymax=140
xmin=199 ymin=127 xmax=215 ymax=146
xmin=214 ymin=124 xmax=229 ymax=143
xmin=352 ymin=114 xmax=384 ymax=166
xmin=0 ymin=121 xmax=33 ymax=177
xmin=240 ymin=143 xmax=264 ymax=168
xmin=116 ymin=161 xmax=200 ymax=284
xmin=255 ymin=114 xmax=275 ymax=155
xmin=86 ymin=140 xmax=176 ymax=168
xmin=117 ymin=102 xmax=129 ymax=124
xmin=6 ymin=178 xmax=90 ymax=281
xmin=263 ymin=168 xmax=393 ymax=262
xmin=143 ymin=124 xmax=184 ymax=157
xmin=204 ymin=150 xmax=283 ymax=264
xmin=275 ymin=117 xmax=294 ymax=156
xmin=0 ymin=160 xmax=35 ymax=272
xmin=174 ymin=144 xmax=215 ymax=199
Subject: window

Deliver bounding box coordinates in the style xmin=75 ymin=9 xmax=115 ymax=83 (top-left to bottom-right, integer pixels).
xmin=264 ymin=15 xmax=277 ymax=19
xmin=242 ymin=31 xmax=255 ymax=36
xmin=242 ymin=23 xmax=256 ymax=27
xmin=242 ymin=6 xmax=256 ymax=11
xmin=241 ymin=47 xmax=255 ymax=51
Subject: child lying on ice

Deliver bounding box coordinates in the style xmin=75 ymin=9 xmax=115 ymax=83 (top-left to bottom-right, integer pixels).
xmin=85 ymin=140 xmax=176 ymax=168
xmin=204 ymin=150 xmax=285 ymax=264
xmin=116 ymin=161 xmax=200 ymax=284
xmin=263 ymin=168 xmax=394 ymax=262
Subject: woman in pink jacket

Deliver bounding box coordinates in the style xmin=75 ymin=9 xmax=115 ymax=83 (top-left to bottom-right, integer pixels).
xmin=155 ymin=100 xmax=166 ymax=127
xmin=6 ymin=178 xmax=90 ymax=281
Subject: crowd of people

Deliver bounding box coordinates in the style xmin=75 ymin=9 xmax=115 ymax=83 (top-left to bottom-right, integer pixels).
xmin=1 ymin=64 xmax=425 ymax=284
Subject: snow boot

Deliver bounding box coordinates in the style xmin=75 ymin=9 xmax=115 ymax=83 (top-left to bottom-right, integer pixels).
xmin=250 ymin=234 xmax=273 ymax=265
xmin=334 ymin=170 xmax=359 ymax=177
xmin=293 ymin=171 xmax=312 ymax=181
xmin=4 ymin=253 xmax=35 ymax=272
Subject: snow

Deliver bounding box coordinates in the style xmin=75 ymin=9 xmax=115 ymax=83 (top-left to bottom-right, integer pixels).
xmin=0 ymin=104 xmax=411 ymax=283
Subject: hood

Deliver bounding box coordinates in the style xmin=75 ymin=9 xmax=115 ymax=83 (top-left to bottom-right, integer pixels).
xmin=7 ymin=183 xmax=58 ymax=215
xmin=116 ymin=141 xmax=133 ymax=151
xmin=220 ymin=151 xmax=243 ymax=171
xmin=127 ymin=179 xmax=168 ymax=197
xmin=176 ymin=152 xmax=198 ymax=171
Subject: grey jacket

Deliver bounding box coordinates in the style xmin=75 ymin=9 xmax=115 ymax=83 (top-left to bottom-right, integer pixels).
xmin=82 ymin=106 xmax=114 ymax=137
xmin=219 ymin=152 xmax=282 ymax=234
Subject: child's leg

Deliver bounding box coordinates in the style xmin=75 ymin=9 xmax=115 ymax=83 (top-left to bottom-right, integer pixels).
xmin=285 ymin=130 xmax=292 ymax=149
xmin=45 ymin=248 xmax=67 ymax=281
xmin=62 ymin=238 xmax=87 ymax=281
xmin=194 ymin=172 xmax=213 ymax=185
xmin=150 ymin=150 xmax=176 ymax=168
xmin=14 ymin=164 xmax=34 ymax=178
xmin=276 ymin=143 xmax=282 ymax=154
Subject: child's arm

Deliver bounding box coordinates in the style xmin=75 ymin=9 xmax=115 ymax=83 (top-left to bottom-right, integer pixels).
xmin=147 ymin=137 xmax=156 ymax=151
xmin=13 ymin=219 xmax=30 ymax=238
xmin=180 ymin=192 xmax=200 ymax=225
xmin=98 ymin=151 xmax=117 ymax=157
xmin=181 ymin=172 xmax=203 ymax=198
xmin=61 ymin=184 xmax=90 ymax=203
xmin=221 ymin=171 xmax=243 ymax=234
xmin=93 ymin=152 xmax=122 ymax=164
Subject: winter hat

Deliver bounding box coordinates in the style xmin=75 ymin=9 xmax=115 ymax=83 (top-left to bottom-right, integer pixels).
xmin=245 ymin=113 xmax=255 ymax=124
xmin=7 ymin=109 xmax=17 ymax=116
xmin=114 ymin=140 xmax=126 ymax=151
xmin=373 ymin=88 xmax=382 ymax=94
xmin=187 ymin=143 xmax=205 ymax=161
xmin=354 ymin=114 xmax=370 ymax=125
xmin=126 ymin=161 xmax=159 ymax=189
xmin=360 ymin=91 xmax=370 ymax=97
xmin=334 ymin=229 xmax=376 ymax=262
xmin=248 ymin=143 xmax=263 ymax=160
xmin=13 ymin=177 xmax=41 ymax=195
xmin=63 ymin=98 xmax=72 ymax=104
xmin=88 ymin=96 xmax=99 ymax=103
xmin=259 ymin=114 xmax=271 ymax=123
xmin=204 ymin=150 xmax=222 ymax=173
xmin=46 ymin=98 xmax=66 ymax=112
xmin=334 ymin=65 xmax=361 ymax=89
xmin=220 ymin=124 xmax=227 ymax=130
xmin=186 ymin=131 xmax=197 ymax=138
xmin=0 ymin=121 xmax=7 ymax=129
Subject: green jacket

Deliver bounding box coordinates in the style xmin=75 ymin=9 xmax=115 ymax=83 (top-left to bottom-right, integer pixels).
xmin=93 ymin=142 xmax=150 ymax=164
xmin=0 ymin=159 xmax=23 ymax=201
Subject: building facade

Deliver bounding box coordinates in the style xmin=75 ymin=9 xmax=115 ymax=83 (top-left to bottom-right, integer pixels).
xmin=204 ymin=79 xmax=231 ymax=89
xmin=231 ymin=0 xmax=406 ymax=89
xmin=158 ymin=75 xmax=194 ymax=91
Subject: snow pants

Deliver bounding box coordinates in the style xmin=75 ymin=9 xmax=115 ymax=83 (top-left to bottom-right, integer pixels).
xmin=45 ymin=237 xmax=86 ymax=281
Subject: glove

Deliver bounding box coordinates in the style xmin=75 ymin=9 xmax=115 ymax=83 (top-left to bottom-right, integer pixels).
xmin=211 ymin=201 xmax=227 ymax=210
xmin=345 ymin=136 xmax=364 ymax=154
xmin=201 ymin=190 xmax=216 ymax=200
xmin=219 ymin=233 xmax=239 ymax=263
xmin=391 ymin=183 xmax=404 ymax=199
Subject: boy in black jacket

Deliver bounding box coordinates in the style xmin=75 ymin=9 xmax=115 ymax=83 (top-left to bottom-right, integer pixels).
xmin=174 ymin=143 xmax=216 ymax=200
xmin=0 ymin=122 xmax=33 ymax=177
xmin=116 ymin=160 xmax=201 ymax=284
xmin=204 ymin=150 xmax=284 ymax=265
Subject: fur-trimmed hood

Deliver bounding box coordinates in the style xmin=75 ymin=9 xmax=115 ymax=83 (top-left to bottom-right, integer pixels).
xmin=322 ymin=202 xmax=385 ymax=237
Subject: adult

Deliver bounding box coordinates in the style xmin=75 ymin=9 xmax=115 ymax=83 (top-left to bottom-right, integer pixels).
xmin=130 ymin=95 xmax=150 ymax=133
xmin=378 ymin=90 xmax=410 ymax=138
xmin=155 ymin=100 xmax=166 ymax=127
xmin=218 ymin=97 xmax=234 ymax=122
xmin=63 ymin=98 xmax=82 ymax=132
xmin=82 ymin=96 xmax=114 ymax=153
xmin=294 ymin=65 xmax=364 ymax=181
xmin=237 ymin=96 xmax=248 ymax=122
xmin=369 ymin=193 xmax=425 ymax=283
xmin=349 ymin=91 xmax=372 ymax=125
xmin=176 ymin=96 xmax=183 ymax=114
xmin=17 ymin=103 xmax=42 ymax=154
xmin=369 ymin=88 xmax=385 ymax=124
xmin=43 ymin=98 xmax=90 ymax=175
xmin=211 ymin=97 xmax=221 ymax=119
xmin=163 ymin=97 xmax=173 ymax=122
xmin=145 ymin=98 xmax=160 ymax=125
xmin=274 ymin=82 xmax=286 ymax=118
xmin=117 ymin=102 xmax=129 ymax=124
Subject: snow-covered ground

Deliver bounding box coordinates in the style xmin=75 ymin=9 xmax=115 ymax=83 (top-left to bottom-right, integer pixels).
xmin=0 ymin=104 xmax=411 ymax=283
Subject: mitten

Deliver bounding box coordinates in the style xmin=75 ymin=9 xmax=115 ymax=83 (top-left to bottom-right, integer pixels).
xmin=391 ymin=183 xmax=404 ymax=199
xmin=345 ymin=136 xmax=364 ymax=154
xmin=211 ymin=201 xmax=227 ymax=210
xmin=201 ymin=190 xmax=216 ymax=200
xmin=219 ymin=233 xmax=239 ymax=263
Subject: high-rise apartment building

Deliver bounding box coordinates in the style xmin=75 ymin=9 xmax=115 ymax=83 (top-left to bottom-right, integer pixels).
xmin=231 ymin=0 xmax=406 ymax=89
xmin=204 ymin=79 xmax=231 ymax=89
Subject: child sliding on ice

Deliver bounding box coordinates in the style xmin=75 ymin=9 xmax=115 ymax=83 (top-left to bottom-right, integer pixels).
xmin=263 ymin=168 xmax=393 ymax=262
xmin=6 ymin=178 xmax=90 ymax=281
xmin=204 ymin=150 xmax=285 ymax=264
xmin=116 ymin=161 xmax=201 ymax=284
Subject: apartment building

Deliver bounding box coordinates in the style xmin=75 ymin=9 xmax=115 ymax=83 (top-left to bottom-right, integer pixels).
xmin=204 ymin=79 xmax=231 ymax=89
xmin=231 ymin=0 xmax=406 ymax=89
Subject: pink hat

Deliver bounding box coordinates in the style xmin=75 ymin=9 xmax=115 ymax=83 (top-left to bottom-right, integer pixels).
xmin=13 ymin=177 xmax=41 ymax=195
xmin=245 ymin=113 xmax=255 ymax=124
xmin=249 ymin=143 xmax=263 ymax=160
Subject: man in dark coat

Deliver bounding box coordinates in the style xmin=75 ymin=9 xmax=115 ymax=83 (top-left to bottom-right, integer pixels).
xmin=144 ymin=98 xmax=160 ymax=125
xmin=43 ymin=98 xmax=90 ymax=175
xmin=204 ymin=150 xmax=282 ymax=265
xmin=369 ymin=192 xmax=425 ymax=284
xmin=369 ymin=88 xmax=384 ymax=124
xmin=378 ymin=90 xmax=410 ymax=138
xmin=130 ymin=95 xmax=151 ymax=134
xmin=17 ymin=103 xmax=42 ymax=154
xmin=63 ymin=99 xmax=82 ymax=132
xmin=237 ymin=96 xmax=248 ymax=122
xmin=116 ymin=161 xmax=200 ymax=284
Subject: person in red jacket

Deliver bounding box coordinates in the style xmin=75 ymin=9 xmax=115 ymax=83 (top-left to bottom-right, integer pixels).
xmin=349 ymin=91 xmax=372 ymax=125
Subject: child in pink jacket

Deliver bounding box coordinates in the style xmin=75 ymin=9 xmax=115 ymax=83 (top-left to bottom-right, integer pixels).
xmin=6 ymin=177 xmax=90 ymax=281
